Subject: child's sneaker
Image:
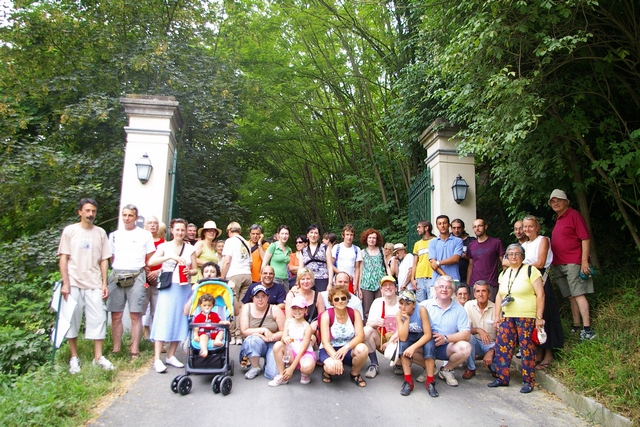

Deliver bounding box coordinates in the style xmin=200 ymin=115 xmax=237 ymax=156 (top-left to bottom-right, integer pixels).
xmin=268 ymin=374 xmax=288 ymax=386
xmin=300 ymin=374 xmax=311 ymax=384
xmin=69 ymin=357 xmax=81 ymax=374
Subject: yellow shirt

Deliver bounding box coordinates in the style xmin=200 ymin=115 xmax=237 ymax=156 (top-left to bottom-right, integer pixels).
xmin=498 ymin=265 xmax=542 ymax=318
xmin=413 ymin=238 xmax=433 ymax=279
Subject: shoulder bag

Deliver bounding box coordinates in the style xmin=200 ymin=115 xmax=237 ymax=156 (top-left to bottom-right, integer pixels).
xmin=158 ymin=243 xmax=185 ymax=290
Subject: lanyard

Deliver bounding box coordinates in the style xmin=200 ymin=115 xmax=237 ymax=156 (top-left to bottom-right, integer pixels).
xmin=507 ymin=264 xmax=524 ymax=295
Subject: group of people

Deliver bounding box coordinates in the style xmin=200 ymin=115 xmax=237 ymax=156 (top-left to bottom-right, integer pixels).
xmin=58 ymin=188 xmax=595 ymax=397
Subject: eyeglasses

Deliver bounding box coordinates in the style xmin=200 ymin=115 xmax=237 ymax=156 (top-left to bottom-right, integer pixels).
xmin=434 ymin=285 xmax=451 ymax=290
xmin=507 ymin=252 xmax=522 ymax=257
xmin=332 ymin=296 xmax=348 ymax=302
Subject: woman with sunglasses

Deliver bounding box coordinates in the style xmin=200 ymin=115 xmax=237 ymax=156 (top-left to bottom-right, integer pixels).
xmin=319 ymin=286 xmax=369 ymax=387
xmin=490 ymin=243 xmax=545 ymax=393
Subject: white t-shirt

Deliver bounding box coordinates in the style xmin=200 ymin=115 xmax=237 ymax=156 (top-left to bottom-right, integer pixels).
xmin=158 ymin=242 xmax=196 ymax=283
xmin=109 ymin=227 xmax=155 ymax=270
xmin=222 ymin=235 xmax=252 ymax=277
xmin=397 ymin=253 xmax=415 ymax=290
xmin=522 ymin=235 xmax=553 ymax=269
xmin=331 ymin=243 xmax=362 ymax=277
xmin=368 ymin=297 xmax=399 ymax=333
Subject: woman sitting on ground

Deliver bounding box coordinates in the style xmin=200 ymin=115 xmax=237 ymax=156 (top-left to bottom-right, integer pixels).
xmin=239 ymin=285 xmax=285 ymax=380
xmin=363 ymin=275 xmax=401 ymax=379
xmin=319 ymin=286 xmax=369 ymax=387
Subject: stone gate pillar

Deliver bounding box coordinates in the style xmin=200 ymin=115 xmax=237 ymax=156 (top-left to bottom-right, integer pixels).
xmin=419 ymin=118 xmax=476 ymax=228
xmin=119 ymin=95 xmax=183 ymax=228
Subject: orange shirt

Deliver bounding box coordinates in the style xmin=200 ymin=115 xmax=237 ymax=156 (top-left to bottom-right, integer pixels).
xmin=250 ymin=242 xmax=268 ymax=282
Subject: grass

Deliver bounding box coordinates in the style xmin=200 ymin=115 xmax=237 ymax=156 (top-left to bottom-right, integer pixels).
xmin=0 ymin=332 xmax=154 ymax=427
xmin=549 ymin=270 xmax=640 ymax=425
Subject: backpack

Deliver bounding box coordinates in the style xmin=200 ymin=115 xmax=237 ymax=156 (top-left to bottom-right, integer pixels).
xmin=333 ymin=243 xmax=359 ymax=268
xmin=317 ymin=307 xmax=355 ymax=344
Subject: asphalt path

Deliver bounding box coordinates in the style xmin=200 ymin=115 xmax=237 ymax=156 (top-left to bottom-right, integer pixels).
xmin=91 ymin=345 xmax=590 ymax=427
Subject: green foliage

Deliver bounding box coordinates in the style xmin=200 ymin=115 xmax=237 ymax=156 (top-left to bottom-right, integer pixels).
xmin=0 ymin=276 xmax=57 ymax=330
xmin=0 ymin=328 xmax=50 ymax=376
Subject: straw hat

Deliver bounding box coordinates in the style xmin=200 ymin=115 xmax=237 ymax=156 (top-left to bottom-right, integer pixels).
xmin=198 ymin=220 xmax=222 ymax=238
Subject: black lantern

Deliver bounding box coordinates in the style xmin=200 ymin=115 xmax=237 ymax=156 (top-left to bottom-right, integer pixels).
xmin=135 ymin=153 xmax=153 ymax=184
xmin=451 ymin=174 xmax=469 ymax=204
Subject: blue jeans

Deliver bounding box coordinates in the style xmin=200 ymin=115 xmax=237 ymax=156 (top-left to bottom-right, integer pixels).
xmin=239 ymin=335 xmax=278 ymax=379
xmin=416 ymin=278 xmax=432 ymax=303
xmin=423 ymin=338 xmax=448 ymax=360
xmin=466 ymin=334 xmax=495 ymax=370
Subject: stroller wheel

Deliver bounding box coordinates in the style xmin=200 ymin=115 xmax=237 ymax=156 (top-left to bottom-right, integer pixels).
xmin=229 ymin=360 xmax=235 ymax=377
xmin=178 ymin=376 xmax=192 ymax=396
xmin=212 ymin=375 xmax=222 ymax=394
xmin=221 ymin=376 xmax=233 ymax=396
xmin=171 ymin=375 xmax=184 ymax=393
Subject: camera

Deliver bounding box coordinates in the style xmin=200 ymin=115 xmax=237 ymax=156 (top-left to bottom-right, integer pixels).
xmin=501 ymin=295 xmax=515 ymax=307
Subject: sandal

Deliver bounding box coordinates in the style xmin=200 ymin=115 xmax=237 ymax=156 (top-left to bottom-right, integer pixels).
xmin=350 ymin=373 xmax=366 ymax=387
xmin=536 ymin=362 xmax=551 ymax=370
xmin=322 ymin=372 xmax=332 ymax=383
xmin=129 ymin=352 xmax=141 ymax=361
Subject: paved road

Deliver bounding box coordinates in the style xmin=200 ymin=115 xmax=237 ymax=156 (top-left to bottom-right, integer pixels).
xmin=92 ymin=345 xmax=590 ymax=427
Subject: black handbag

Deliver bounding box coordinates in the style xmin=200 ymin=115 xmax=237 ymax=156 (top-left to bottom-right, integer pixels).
xmin=158 ymin=243 xmax=185 ymax=290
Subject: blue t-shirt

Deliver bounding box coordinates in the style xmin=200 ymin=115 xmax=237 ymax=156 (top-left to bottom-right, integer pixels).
xmin=428 ymin=235 xmax=463 ymax=281
xmin=421 ymin=298 xmax=469 ymax=336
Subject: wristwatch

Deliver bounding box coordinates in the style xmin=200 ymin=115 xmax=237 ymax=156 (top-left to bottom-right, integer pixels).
xmin=436 ymin=261 xmax=441 ymax=267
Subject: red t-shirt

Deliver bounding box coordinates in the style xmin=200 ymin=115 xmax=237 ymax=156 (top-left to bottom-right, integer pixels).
xmin=193 ymin=311 xmax=221 ymax=336
xmin=150 ymin=238 xmax=165 ymax=272
xmin=551 ymin=207 xmax=590 ymax=265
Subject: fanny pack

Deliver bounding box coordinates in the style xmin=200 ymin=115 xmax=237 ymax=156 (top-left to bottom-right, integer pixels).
xmin=113 ymin=269 xmax=143 ymax=288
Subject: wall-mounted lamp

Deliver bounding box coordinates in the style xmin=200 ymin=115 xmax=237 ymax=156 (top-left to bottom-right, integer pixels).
xmin=135 ymin=153 xmax=153 ymax=184
xmin=451 ymin=174 xmax=469 ymax=204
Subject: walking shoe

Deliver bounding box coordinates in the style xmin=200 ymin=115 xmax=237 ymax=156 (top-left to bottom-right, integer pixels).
xmin=400 ymin=381 xmax=414 ymax=396
xmin=393 ymin=365 xmax=404 ymax=375
xmin=92 ymin=356 xmax=114 ymax=371
xmin=487 ymin=379 xmax=509 ymax=387
xmin=69 ymin=357 xmax=81 ymax=375
xmin=427 ymin=381 xmax=439 ymax=398
xmin=268 ymin=374 xmax=288 ymax=387
xmin=571 ymin=325 xmax=581 ymax=334
xmin=438 ymin=368 xmax=458 ymax=387
xmin=165 ymin=356 xmax=184 ymax=368
xmin=244 ymin=366 xmax=262 ymax=380
xmin=300 ymin=374 xmax=311 ymax=384
xmin=520 ymin=383 xmax=533 ymax=393
xmin=462 ymin=368 xmax=476 ymax=379
xmin=154 ymin=359 xmax=167 ymax=373
xmin=580 ymin=329 xmax=596 ymax=342
xmin=365 ymin=364 xmax=379 ymax=379
xmin=416 ymin=368 xmax=427 ymax=383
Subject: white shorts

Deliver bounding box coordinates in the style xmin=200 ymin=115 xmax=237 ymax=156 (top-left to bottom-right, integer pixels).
xmin=66 ymin=287 xmax=107 ymax=340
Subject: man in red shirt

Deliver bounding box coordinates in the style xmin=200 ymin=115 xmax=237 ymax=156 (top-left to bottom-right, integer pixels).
xmin=548 ymin=189 xmax=595 ymax=341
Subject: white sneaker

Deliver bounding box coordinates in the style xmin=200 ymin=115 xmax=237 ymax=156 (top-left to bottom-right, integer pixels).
xmin=268 ymin=374 xmax=288 ymax=387
xmin=154 ymin=359 xmax=167 ymax=373
xmin=165 ymin=356 xmax=184 ymax=368
xmin=69 ymin=357 xmax=81 ymax=374
xmin=416 ymin=368 xmax=427 ymax=383
xmin=244 ymin=366 xmax=262 ymax=380
xmin=393 ymin=365 xmax=404 ymax=376
xmin=438 ymin=368 xmax=459 ymax=387
xmin=300 ymin=374 xmax=311 ymax=384
xmin=365 ymin=364 xmax=379 ymax=379
xmin=92 ymin=356 xmax=114 ymax=371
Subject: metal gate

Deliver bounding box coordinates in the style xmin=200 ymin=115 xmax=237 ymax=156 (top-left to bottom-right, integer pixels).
xmin=407 ymin=167 xmax=432 ymax=251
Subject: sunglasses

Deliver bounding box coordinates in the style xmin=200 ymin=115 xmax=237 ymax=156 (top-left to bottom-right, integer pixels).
xmin=332 ymin=296 xmax=348 ymax=302
xmin=295 ymin=241 xmax=304 ymax=244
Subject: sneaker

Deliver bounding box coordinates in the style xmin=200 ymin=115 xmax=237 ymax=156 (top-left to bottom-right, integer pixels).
xmin=580 ymin=328 xmax=596 ymax=342
xmin=300 ymin=374 xmax=311 ymax=385
xmin=93 ymin=356 xmax=114 ymax=371
xmin=69 ymin=357 xmax=81 ymax=374
xmin=416 ymin=368 xmax=427 ymax=383
xmin=438 ymin=368 xmax=459 ymax=387
xmin=427 ymin=381 xmax=439 ymax=398
xmin=244 ymin=366 xmax=262 ymax=380
xmin=571 ymin=325 xmax=581 ymax=334
xmin=365 ymin=364 xmax=379 ymax=379
xmin=400 ymin=381 xmax=414 ymax=396
xmin=154 ymin=359 xmax=167 ymax=373
xmin=268 ymin=374 xmax=288 ymax=387
xmin=393 ymin=365 xmax=403 ymax=375
xmin=165 ymin=356 xmax=184 ymax=368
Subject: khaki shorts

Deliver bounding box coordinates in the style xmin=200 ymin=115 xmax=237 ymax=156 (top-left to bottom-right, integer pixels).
xmin=66 ymin=287 xmax=107 ymax=340
xmin=377 ymin=331 xmax=395 ymax=353
xmin=553 ymin=264 xmax=594 ymax=298
xmin=106 ymin=270 xmax=147 ymax=313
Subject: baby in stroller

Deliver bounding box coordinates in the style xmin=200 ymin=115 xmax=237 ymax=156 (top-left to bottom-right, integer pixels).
xmin=193 ymin=293 xmax=229 ymax=357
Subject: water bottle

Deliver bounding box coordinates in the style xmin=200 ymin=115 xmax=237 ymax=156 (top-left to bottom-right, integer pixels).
xmin=282 ymin=344 xmax=292 ymax=368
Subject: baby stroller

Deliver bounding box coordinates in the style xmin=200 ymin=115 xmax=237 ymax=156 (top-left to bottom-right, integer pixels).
xmin=171 ymin=279 xmax=235 ymax=396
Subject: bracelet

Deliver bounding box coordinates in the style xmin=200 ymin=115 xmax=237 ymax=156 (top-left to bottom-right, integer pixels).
xmin=444 ymin=335 xmax=449 ymax=343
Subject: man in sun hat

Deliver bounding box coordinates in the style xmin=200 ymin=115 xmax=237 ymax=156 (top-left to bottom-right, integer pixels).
xmin=394 ymin=243 xmax=414 ymax=292
xmin=548 ymin=189 xmax=595 ymax=341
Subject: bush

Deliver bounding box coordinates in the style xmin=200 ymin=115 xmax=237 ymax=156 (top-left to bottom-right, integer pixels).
xmin=0 ymin=328 xmax=51 ymax=378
